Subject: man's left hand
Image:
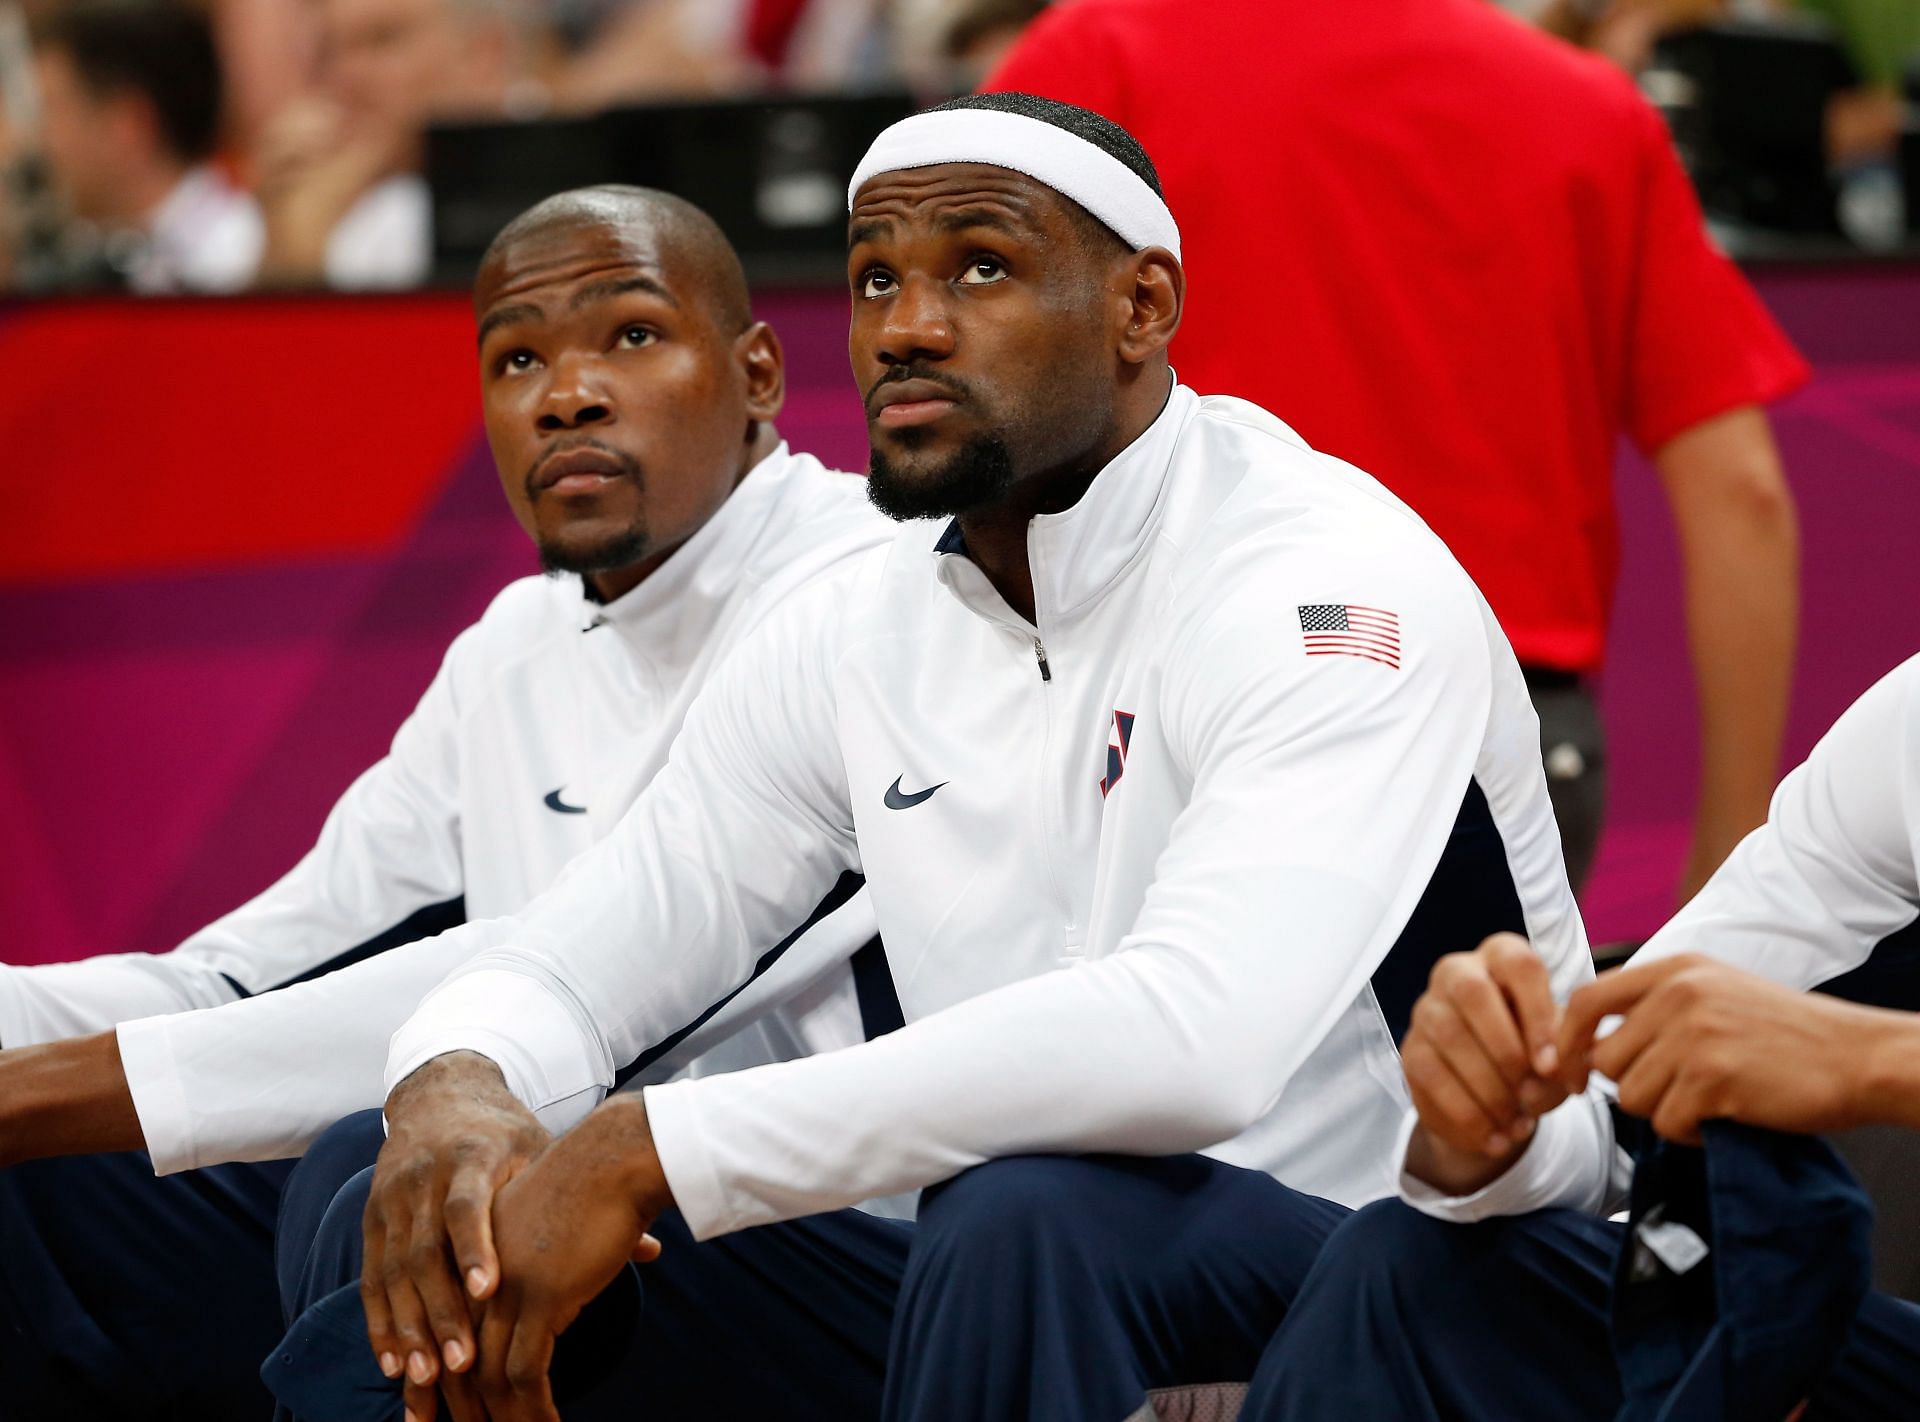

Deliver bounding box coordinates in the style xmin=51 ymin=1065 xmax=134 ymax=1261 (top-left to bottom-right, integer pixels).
xmin=470 ymin=1094 xmax=674 ymax=1422
xmin=1557 ymin=954 xmax=1909 ymax=1143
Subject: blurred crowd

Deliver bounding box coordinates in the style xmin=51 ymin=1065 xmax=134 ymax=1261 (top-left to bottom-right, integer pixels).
xmin=0 ymin=0 xmax=1912 ymax=295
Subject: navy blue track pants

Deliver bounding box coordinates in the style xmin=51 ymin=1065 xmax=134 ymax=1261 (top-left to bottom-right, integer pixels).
xmin=1242 ymin=1198 xmax=1920 ymax=1421
xmin=0 ymin=1150 xmax=295 ymax=1420
xmin=267 ymin=1109 xmax=1350 ymax=1422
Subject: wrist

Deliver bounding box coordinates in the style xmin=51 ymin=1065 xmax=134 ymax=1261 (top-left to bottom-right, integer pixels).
xmin=386 ymin=1049 xmax=514 ymax=1121
xmin=576 ymin=1093 xmax=675 ymax=1219
xmin=1855 ymin=1010 xmax=1920 ymax=1131
xmin=1405 ymin=1120 xmax=1533 ymax=1198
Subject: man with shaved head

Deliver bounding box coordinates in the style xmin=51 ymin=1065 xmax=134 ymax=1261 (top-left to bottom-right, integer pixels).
xmin=275 ymin=95 xmax=1590 ymax=1422
xmin=0 ymin=184 xmax=897 ymax=1418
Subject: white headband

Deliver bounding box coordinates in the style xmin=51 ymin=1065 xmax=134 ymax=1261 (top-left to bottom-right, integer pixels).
xmin=848 ymin=107 xmax=1181 ymax=260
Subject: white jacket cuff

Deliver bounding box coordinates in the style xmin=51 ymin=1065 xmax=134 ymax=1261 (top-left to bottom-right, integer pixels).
xmin=385 ymin=968 xmax=609 ymax=1133
xmin=643 ymin=1079 xmax=735 ymax=1240
xmin=1395 ymin=1094 xmax=1612 ymax=1222
xmin=117 ymin=1016 xmax=198 ymax=1177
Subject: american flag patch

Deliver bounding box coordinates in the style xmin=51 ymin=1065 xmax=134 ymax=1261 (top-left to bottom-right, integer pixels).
xmin=1297 ymin=604 xmax=1401 ymax=669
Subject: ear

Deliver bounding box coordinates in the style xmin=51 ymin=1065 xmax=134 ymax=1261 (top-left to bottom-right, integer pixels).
xmin=735 ymin=320 xmax=785 ymax=426
xmin=1115 ymin=248 xmax=1183 ymax=366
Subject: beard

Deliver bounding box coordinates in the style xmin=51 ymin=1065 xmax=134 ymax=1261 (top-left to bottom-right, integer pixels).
xmin=866 ymin=429 xmax=1018 ymax=522
xmin=536 ymin=517 xmax=651 ymax=579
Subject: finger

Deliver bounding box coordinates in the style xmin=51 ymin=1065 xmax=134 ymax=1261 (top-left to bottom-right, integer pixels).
xmin=1483 ymin=935 xmax=1561 ymax=1076
xmin=443 ymin=1160 xmax=502 ymax=1303
xmin=360 ymin=1207 xmax=404 ymax=1381
xmin=1612 ymin=1027 xmax=1687 ymax=1128
xmin=1439 ymin=956 xmax=1533 ymax=1089
xmin=406 ymin=1205 xmax=475 ymax=1374
xmin=503 ymin=1312 xmax=561 ymax=1422
xmin=1418 ymin=996 xmax=1524 ymax=1129
xmin=438 ymin=1362 xmax=488 ymax=1422
xmin=1587 ymin=986 xmax=1672 ymax=1085
xmin=401 ymin=1379 xmax=438 ymax=1422
xmin=1557 ymin=958 xmax=1690 ymax=1083
xmin=1403 ymin=1035 xmax=1506 ymax=1156
xmin=380 ymin=1244 xmax=443 ymax=1390
xmin=476 ymin=1289 xmax=520 ymax=1417
xmin=632 ymin=1232 xmax=662 ymax=1264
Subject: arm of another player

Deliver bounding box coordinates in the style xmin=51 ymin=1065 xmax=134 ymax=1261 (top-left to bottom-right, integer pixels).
xmin=1558 ymin=954 xmax=1920 ymax=1142
xmin=1657 ymin=405 xmax=1799 ymax=903
xmin=368 ymin=580 xmax=863 ymax=1412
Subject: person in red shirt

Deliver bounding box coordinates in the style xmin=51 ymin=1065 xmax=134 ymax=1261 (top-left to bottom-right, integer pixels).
xmin=986 ymin=0 xmax=1806 ymax=903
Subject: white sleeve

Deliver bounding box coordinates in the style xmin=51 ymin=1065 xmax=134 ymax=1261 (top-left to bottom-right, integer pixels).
xmin=1400 ymin=653 xmax=1920 ymax=1223
xmin=642 ymin=543 xmax=1501 ymax=1239
xmin=0 ymin=638 xmax=470 ymax=1051
xmin=384 ymin=582 xmax=862 ymax=1127
xmin=116 ymin=917 xmax=521 ymax=1175
xmin=1635 ymin=654 xmax=1920 ymax=982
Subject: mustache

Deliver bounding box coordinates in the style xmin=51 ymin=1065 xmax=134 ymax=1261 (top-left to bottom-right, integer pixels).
xmin=523 ymin=438 xmax=644 ymax=498
xmin=863 ymin=364 xmax=973 ymax=412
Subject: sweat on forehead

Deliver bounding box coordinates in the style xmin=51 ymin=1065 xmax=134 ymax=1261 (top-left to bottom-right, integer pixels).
xmin=478 ymin=185 xmax=752 ymax=333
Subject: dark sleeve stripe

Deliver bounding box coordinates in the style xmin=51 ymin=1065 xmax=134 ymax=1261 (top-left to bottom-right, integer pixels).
xmin=250 ymin=896 xmax=469 ymax=996
xmin=1369 ymin=779 xmax=1528 ymax=1046
xmin=1815 ymin=914 xmax=1920 ymax=1012
xmin=613 ymin=871 xmax=868 ymax=1090
xmin=851 ymin=938 xmax=904 ymax=1039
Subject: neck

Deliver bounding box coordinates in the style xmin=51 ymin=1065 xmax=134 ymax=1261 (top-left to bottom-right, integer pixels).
xmin=584 ymin=422 xmax=780 ymax=604
xmin=955 ymin=368 xmax=1171 ymax=625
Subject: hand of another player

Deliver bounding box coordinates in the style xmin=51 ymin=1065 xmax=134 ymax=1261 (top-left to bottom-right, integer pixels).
xmin=1401 ymin=933 xmax=1569 ymax=1195
xmin=470 ymin=1093 xmax=672 ymax=1422
xmin=364 ymin=1051 xmax=552 ymax=1422
xmin=1556 ymin=953 xmax=1915 ymax=1145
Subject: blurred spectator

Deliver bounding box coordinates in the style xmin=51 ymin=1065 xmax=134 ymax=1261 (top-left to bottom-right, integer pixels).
xmin=894 ymin=0 xmax=1046 ymax=88
xmin=556 ymin=0 xmax=894 ymax=110
xmin=22 ymin=0 xmax=260 ymax=292
xmin=252 ymin=0 xmax=542 ymax=288
xmin=990 ymin=0 xmax=1807 ymax=904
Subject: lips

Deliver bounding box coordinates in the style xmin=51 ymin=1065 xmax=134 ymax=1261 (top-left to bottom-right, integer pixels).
xmin=530 ymin=445 xmax=634 ymax=494
xmin=869 ymin=378 xmax=963 ymax=430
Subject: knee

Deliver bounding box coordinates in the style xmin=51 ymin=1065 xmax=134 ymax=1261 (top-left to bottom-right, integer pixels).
xmin=1310 ymin=1198 xmax=1519 ymax=1308
xmin=918 ymin=1155 xmax=1101 ymax=1250
xmin=298 ymin=1110 xmax=388 ymax=1196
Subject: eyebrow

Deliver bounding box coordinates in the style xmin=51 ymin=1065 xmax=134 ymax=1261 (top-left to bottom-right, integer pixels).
xmin=848 ymin=207 xmax=1032 ymax=256
xmin=475 ymin=273 xmax=680 ymax=350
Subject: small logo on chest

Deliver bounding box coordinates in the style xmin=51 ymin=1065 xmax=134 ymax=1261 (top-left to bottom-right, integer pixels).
xmin=1100 ymin=711 xmax=1137 ymax=798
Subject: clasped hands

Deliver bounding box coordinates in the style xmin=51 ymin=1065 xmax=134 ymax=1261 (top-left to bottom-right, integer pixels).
xmin=361 ymin=1052 xmax=674 ymax=1422
xmin=1403 ymin=934 xmax=1910 ymax=1195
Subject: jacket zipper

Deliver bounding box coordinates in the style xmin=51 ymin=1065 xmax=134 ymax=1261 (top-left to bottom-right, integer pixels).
xmin=1032 ymin=637 xmax=1053 ymax=682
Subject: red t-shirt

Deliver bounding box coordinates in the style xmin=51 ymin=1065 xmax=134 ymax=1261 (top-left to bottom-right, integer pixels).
xmin=986 ymin=0 xmax=1808 ymax=673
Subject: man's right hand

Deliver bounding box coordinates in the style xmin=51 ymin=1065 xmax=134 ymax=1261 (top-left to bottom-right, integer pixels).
xmin=1400 ymin=933 xmax=1569 ymax=1196
xmin=364 ymin=1050 xmax=551 ymax=1422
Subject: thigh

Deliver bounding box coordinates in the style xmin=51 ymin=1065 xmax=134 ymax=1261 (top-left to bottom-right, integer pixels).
xmin=564 ymin=1205 xmax=913 ymax=1421
xmin=1810 ymin=1291 xmax=1920 ymax=1422
xmin=1244 ymin=1201 xmax=1624 ymax=1422
xmin=906 ymin=1153 xmax=1349 ymax=1391
xmin=268 ymin=1195 xmax=912 ymax=1422
xmin=0 ymin=1149 xmax=295 ymax=1420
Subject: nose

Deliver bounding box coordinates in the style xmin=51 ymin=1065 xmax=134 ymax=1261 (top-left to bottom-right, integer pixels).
xmin=873 ymin=273 xmax=957 ymax=368
xmin=536 ymin=351 xmax=613 ymax=431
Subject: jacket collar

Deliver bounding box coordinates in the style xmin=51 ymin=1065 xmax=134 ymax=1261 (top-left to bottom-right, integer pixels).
xmin=571 ymin=441 xmax=804 ymax=637
xmin=931 ymin=380 xmax=1194 ymax=628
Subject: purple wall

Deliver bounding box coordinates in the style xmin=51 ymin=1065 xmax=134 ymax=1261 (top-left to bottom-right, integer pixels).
xmin=1 ymin=271 xmax=1916 ymax=965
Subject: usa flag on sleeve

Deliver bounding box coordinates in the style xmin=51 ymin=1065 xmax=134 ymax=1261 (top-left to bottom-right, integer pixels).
xmin=1297 ymin=604 xmax=1401 ymax=669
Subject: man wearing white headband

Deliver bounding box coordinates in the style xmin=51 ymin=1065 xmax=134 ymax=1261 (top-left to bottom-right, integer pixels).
xmin=281 ymin=94 xmax=1588 ymax=1422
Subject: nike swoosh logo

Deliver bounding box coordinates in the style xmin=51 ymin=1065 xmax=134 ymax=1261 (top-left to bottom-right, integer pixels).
xmin=543 ymin=788 xmax=588 ymax=815
xmin=884 ymin=775 xmax=946 ymax=810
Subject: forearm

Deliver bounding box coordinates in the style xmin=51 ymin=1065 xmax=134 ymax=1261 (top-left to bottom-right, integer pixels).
xmin=0 ymin=1031 xmax=142 ymax=1168
xmin=1857 ymin=1009 xmax=1920 ymax=1131
xmin=1660 ymin=407 xmax=1800 ymax=898
xmin=0 ymin=954 xmax=241 ymax=1049
xmin=118 ymin=917 xmax=515 ymax=1175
